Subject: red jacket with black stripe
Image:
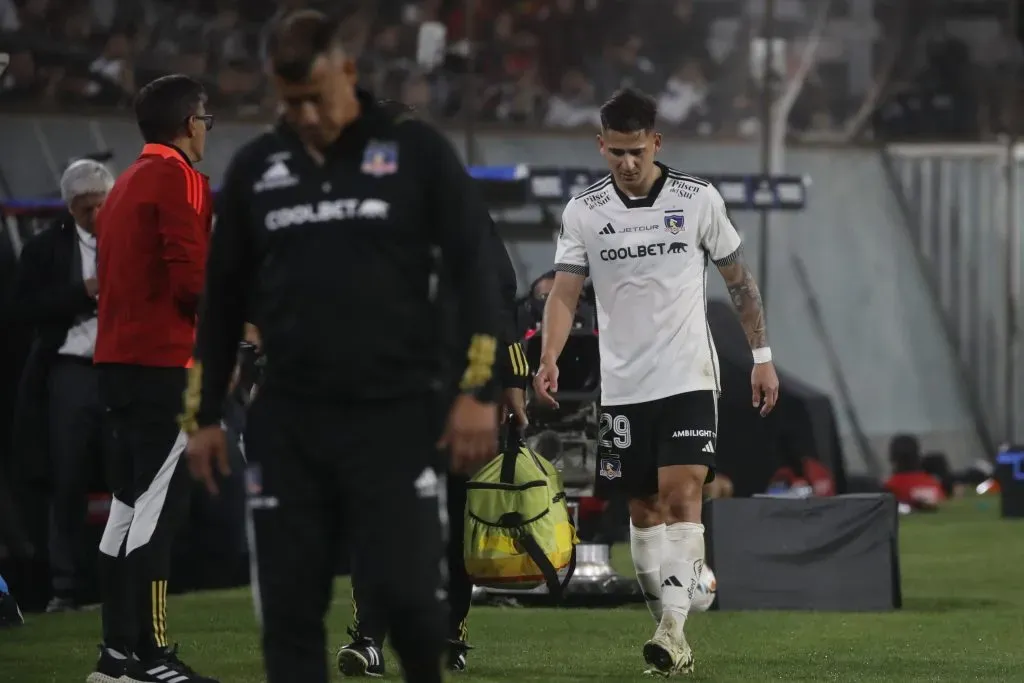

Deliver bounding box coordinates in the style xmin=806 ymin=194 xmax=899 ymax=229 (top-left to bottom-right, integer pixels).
xmin=94 ymin=143 xmax=212 ymax=367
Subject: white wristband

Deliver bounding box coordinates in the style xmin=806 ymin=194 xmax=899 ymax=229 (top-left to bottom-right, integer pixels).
xmin=752 ymin=347 xmax=772 ymax=364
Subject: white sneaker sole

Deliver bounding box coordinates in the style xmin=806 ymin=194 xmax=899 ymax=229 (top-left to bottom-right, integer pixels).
xmin=336 ymin=649 xmax=383 ymax=678
xmin=84 ymin=673 xmax=122 ymax=683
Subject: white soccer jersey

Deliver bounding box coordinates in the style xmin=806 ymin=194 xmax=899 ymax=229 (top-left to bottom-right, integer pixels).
xmin=553 ymin=163 xmax=742 ymax=406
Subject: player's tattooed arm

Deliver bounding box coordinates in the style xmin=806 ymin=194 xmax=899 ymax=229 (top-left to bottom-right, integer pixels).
xmin=715 ymin=250 xmax=767 ymax=349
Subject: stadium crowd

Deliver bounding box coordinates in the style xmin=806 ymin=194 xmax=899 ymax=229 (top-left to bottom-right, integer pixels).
xmin=2 ymin=0 xmax=1021 ymax=140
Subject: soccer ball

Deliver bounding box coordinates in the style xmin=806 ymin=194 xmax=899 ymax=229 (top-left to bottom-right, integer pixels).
xmin=690 ymin=564 xmax=717 ymax=612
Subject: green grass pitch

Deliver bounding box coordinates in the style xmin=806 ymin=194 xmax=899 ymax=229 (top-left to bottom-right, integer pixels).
xmin=3 ymin=499 xmax=1022 ymax=682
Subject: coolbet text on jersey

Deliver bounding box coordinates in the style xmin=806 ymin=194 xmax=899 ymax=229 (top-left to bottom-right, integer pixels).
xmin=554 ymin=162 xmax=742 ymax=406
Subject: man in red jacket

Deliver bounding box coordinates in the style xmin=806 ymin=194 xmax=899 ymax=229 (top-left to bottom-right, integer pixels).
xmin=89 ymin=74 xmax=218 ymax=683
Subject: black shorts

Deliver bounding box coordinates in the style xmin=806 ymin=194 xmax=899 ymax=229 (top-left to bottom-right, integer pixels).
xmin=594 ymin=390 xmax=718 ymax=500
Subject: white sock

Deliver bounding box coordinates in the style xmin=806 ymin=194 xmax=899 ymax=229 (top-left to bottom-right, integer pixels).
xmin=660 ymin=522 xmax=706 ymax=635
xmin=629 ymin=521 xmax=666 ymax=622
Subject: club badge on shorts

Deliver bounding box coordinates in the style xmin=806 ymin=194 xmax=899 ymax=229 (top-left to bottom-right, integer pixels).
xmin=664 ymin=212 xmax=685 ymax=235
xmin=599 ymin=457 xmax=622 ymax=480
xmin=361 ymin=140 xmax=399 ymax=177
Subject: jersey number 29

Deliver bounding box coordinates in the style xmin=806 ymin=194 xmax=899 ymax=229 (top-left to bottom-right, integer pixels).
xmin=598 ymin=413 xmax=632 ymax=449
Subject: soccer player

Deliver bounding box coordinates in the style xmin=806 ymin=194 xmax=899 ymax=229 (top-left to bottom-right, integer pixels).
xmin=89 ymin=75 xmax=217 ymax=683
xmin=182 ymin=10 xmax=502 ymax=683
xmin=533 ymin=88 xmax=779 ymax=676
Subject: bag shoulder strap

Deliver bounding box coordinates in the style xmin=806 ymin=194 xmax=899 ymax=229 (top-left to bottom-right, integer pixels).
xmin=516 ymin=530 xmax=577 ymax=602
xmin=499 ymin=446 xmax=519 ymax=484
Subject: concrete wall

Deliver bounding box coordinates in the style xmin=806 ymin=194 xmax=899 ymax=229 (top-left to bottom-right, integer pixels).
xmin=0 ymin=115 xmax=983 ymax=472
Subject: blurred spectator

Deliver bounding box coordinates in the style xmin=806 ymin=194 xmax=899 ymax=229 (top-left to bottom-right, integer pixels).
xmin=0 ymin=0 xmax=20 ymax=32
xmin=530 ymin=271 xmax=555 ymax=300
xmin=658 ymin=59 xmax=711 ymax=133
xmin=205 ymin=2 xmax=254 ymax=70
xmin=521 ymin=270 xmax=555 ymax=333
xmin=362 ymin=20 xmax=417 ymax=100
xmin=645 ymin=0 xmax=710 ymax=69
xmin=768 ymin=456 xmax=836 ymax=498
xmin=591 ymin=34 xmax=661 ymax=102
xmin=884 ymin=434 xmax=945 ymax=510
xmin=401 ymin=71 xmax=433 ymax=112
xmin=56 ymin=6 xmax=95 ymax=53
xmin=87 ymin=31 xmax=135 ymax=104
xmin=0 ymin=50 xmax=43 ymax=103
xmin=789 ymin=70 xmax=841 ymax=141
xmin=921 ymin=451 xmax=963 ymax=499
xmin=492 ymin=64 xmax=546 ymax=124
xmin=90 ymin=0 xmax=118 ymax=33
xmin=535 ymin=0 xmax=594 ymax=92
xmin=14 ymin=0 xmax=50 ymax=35
xmin=545 ymin=68 xmax=600 ymax=128
xmin=8 ymin=159 xmax=113 ymax=612
xmin=149 ymin=0 xmax=207 ymax=60
xmin=259 ymin=0 xmax=316 ymax=63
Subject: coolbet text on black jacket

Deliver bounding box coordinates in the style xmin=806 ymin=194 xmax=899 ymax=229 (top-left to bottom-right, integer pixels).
xmin=184 ymin=91 xmax=502 ymax=683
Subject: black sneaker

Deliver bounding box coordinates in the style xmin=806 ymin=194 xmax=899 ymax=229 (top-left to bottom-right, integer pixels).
xmin=124 ymin=644 xmax=219 ymax=683
xmin=447 ymin=639 xmax=472 ymax=672
xmin=0 ymin=593 xmax=23 ymax=628
xmin=336 ymin=628 xmax=385 ymax=678
xmin=85 ymin=646 xmax=128 ymax=683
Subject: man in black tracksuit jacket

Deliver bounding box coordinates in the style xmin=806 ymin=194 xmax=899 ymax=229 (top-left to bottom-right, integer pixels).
xmin=338 ymin=104 xmax=529 ymax=672
xmin=182 ymin=11 xmax=503 ymax=683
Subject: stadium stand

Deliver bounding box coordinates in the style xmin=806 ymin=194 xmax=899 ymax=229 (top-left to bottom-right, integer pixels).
xmin=0 ymin=0 xmax=1020 ymax=140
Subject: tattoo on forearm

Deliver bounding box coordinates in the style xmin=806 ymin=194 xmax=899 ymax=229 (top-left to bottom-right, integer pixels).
xmin=727 ymin=264 xmax=767 ymax=349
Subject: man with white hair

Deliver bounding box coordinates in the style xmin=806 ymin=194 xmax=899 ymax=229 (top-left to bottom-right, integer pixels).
xmin=8 ymin=158 xmax=114 ymax=612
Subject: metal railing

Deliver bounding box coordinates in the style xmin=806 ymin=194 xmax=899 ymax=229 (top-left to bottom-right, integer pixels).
xmin=885 ymin=142 xmax=1024 ymax=446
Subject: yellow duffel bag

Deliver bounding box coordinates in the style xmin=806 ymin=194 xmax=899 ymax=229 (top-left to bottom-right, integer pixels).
xmin=464 ymin=442 xmax=578 ymax=598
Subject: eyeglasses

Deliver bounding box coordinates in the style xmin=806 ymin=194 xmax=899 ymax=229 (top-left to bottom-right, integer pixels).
xmin=194 ymin=114 xmax=215 ymax=131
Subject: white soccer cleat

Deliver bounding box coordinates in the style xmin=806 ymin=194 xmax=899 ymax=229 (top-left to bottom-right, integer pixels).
xmin=642 ymin=614 xmax=694 ymax=677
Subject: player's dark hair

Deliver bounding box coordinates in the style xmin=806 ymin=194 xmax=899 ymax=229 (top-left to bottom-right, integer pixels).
xmin=267 ymin=9 xmax=345 ymax=83
xmin=133 ymin=74 xmax=206 ymax=144
xmin=599 ymin=88 xmax=658 ymax=133
xmin=889 ymin=433 xmax=921 ymax=473
xmin=529 ymin=271 xmax=556 ymax=297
